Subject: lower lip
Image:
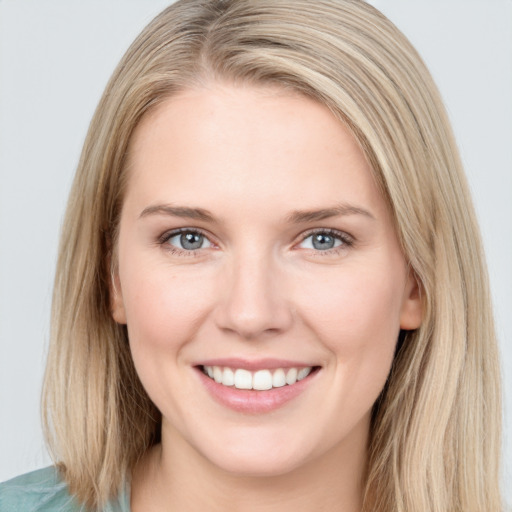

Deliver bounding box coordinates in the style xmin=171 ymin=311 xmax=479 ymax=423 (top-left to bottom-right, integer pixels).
xmin=195 ymin=367 xmax=319 ymax=414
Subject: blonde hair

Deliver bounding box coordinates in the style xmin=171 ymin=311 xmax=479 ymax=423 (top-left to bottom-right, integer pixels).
xmin=42 ymin=0 xmax=502 ymax=510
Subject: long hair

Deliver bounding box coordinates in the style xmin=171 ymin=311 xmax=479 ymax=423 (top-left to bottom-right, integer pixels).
xmin=42 ymin=0 xmax=502 ymax=509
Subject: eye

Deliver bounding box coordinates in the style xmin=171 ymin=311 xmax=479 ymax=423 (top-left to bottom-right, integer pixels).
xmin=298 ymin=230 xmax=352 ymax=251
xmin=163 ymin=229 xmax=213 ymax=251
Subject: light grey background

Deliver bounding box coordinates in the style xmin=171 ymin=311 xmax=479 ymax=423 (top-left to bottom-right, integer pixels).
xmin=1 ymin=0 xmax=511 ymax=503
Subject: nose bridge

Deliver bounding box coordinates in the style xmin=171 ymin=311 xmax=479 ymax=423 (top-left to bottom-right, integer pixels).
xmin=215 ymin=243 xmax=292 ymax=339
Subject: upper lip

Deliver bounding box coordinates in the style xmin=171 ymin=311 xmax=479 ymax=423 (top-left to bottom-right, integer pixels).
xmin=195 ymin=358 xmax=318 ymax=371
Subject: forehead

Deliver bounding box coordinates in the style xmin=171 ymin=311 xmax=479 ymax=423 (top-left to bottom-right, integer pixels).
xmin=129 ymin=82 xmax=365 ymax=157
xmin=124 ymin=83 xmax=385 ymax=220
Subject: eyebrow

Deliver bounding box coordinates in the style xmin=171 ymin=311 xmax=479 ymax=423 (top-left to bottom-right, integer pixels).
xmin=286 ymin=203 xmax=375 ymax=223
xmin=139 ymin=202 xmax=374 ymax=224
xmin=139 ymin=204 xmax=216 ymax=222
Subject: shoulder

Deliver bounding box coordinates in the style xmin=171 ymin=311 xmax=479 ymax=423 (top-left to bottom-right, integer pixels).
xmin=0 ymin=466 xmax=84 ymax=512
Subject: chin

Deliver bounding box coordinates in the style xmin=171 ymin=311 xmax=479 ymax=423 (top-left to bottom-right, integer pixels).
xmin=187 ymin=424 xmax=323 ymax=478
xmin=205 ymin=447 xmax=309 ymax=478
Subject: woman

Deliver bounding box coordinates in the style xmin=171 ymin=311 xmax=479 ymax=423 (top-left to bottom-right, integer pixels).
xmin=0 ymin=0 xmax=503 ymax=511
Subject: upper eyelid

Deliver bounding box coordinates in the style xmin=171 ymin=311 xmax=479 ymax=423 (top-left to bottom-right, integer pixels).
xmin=297 ymin=228 xmax=353 ymax=242
xmin=159 ymin=227 xmax=214 ymax=244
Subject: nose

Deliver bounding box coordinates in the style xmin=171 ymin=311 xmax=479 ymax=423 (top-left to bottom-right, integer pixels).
xmin=214 ymin=250 xmax=294 ymax=340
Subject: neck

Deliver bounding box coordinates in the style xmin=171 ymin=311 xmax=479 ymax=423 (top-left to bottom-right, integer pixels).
xmin=131 ymin=418 xmax=368 ymax=512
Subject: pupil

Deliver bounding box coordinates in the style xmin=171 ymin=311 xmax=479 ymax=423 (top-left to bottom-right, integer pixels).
xmin=312 ymin=233 xmax=334 ymax=250
xmin=181 ymin=232 xmax=203 ymax=250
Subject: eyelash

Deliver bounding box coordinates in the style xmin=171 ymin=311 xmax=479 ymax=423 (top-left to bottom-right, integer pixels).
xmin=158 ymin=228 xmax=214 ymax=257
xmin=298 ymin=228 xmax=354 ymax=255
xmin=157 ymin=227 xmax=354 ymax=256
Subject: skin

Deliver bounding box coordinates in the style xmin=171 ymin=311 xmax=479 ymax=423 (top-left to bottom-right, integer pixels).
xmin=111 ymin=83 xmax=422 ymax=511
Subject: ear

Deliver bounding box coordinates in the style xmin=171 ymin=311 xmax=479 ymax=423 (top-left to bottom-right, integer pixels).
xmin=399 ymin=270 xmax=423 ymax=330
xmin=110 ymin=270 xmax=127 ymax=324
xmin=109 ymin=263 xmax=127 ymax=325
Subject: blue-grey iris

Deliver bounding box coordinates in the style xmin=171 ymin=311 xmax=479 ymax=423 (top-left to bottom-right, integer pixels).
xmin=312 ymin=233 xmax=335 ymax=250
xmin=181 ymin=232 xmax=204 ymax=250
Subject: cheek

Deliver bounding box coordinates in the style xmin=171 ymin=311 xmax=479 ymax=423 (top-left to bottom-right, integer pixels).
xmin=119 ymin=255 xmax=216 ymax=364
xmin=303 ymin=267 xmax=403 ymax=337
xmin=296 ymin=263 xmax=405 ymax=385
xmin=119 ymin=262 xmax=219 ymax=415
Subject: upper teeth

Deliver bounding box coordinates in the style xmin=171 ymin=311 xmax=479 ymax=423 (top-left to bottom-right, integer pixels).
xmin=203 ymin=366 xmax=313 ymax=390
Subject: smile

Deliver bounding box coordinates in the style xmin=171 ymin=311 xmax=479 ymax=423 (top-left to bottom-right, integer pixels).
xmin=196 ymin=361 xmax=321 ymax=413
xmin=202 ymin=365 xmax=313 ymax=390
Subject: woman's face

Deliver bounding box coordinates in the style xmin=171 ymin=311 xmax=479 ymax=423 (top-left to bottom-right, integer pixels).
xmin=112 ymin=83 xmax=422 ymax=476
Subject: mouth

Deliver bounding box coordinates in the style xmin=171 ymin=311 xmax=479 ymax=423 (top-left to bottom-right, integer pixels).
xmin=200 ymin=365 xmax=316 ymax=390
xmin=195 ymin=361 xmax=321 ymax=414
